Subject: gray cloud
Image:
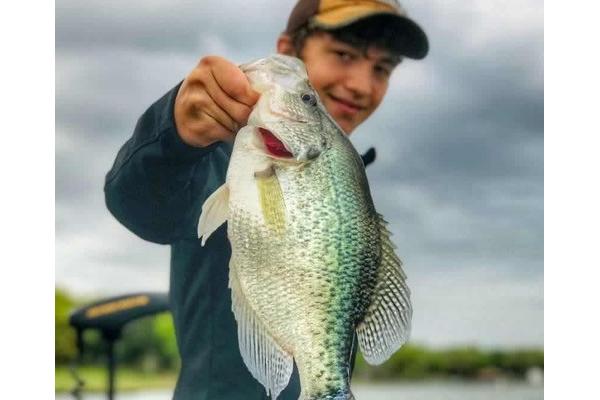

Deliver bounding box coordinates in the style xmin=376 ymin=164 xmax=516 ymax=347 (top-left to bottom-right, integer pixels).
xmin=56 ymin=0 xmax=543 ymax=347
xmin=348 ymin=0 xmax=544 ymax=292
xmin=56 ymin=0 xmax=291 ymax=54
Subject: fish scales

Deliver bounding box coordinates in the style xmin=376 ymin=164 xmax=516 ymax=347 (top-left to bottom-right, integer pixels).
xmin=197 ymin=55 xmax=412 ymax=400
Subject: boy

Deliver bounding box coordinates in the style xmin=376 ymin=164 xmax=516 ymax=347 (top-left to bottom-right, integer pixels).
xmin=105 ymin=1 xmax=428 ymax=398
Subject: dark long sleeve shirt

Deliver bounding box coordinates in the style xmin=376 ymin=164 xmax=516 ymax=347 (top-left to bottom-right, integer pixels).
xmin=104 ymin=83 xmax=365 ymax=399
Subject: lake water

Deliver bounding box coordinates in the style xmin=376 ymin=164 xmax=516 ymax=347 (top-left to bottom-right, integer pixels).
xmin=56 ymin=381 xmax=543 ymax=400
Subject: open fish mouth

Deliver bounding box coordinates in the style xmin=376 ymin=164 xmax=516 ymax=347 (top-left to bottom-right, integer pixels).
xmin=258 ymin=127 xmax=294 ymax=158
xmin=258 ymin=127 xmax=323 ymax=162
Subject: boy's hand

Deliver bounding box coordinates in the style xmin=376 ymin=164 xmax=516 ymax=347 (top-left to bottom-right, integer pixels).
xmin=174 ymin=56 xmax=260 ymax=147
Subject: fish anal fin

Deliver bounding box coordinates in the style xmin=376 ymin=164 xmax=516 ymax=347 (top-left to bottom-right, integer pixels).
xmin=197 ymin=184 xmax=229 ymax=246
xmin=356 ymin=214 xmax=412 ymax=365
xmin=229 ymin=267 xmax=293 ymax=399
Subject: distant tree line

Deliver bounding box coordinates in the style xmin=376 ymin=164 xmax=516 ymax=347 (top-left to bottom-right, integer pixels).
xmin=56 ymin=288 xmax=543 ymax=380
xmin=353 ymin=344 xmax=543 ymax=381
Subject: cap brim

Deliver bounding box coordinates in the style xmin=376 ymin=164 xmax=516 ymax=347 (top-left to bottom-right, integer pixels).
xmin=313 ymin=9 xmax=429 ymax=59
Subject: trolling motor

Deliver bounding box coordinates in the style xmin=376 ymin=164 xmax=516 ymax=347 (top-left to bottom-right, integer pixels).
xmin=68 ymin=292 xmax=170 ymax=400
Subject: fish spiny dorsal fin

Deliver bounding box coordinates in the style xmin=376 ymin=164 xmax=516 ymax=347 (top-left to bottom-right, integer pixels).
xmin=229 ymin=264 xmax=293 ymax=399
xmin=197 ymin=184 xmax=230 ymax=246
xmin=356 ymin=213 xmax=412 ymax=365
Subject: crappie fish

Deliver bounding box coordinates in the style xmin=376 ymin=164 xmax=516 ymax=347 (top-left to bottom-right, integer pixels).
xmin=198 ymin=54 xmax=411 ymax=400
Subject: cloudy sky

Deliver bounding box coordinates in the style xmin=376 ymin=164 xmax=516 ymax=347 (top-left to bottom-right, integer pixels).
xmin=55 ymin=0 xmax=543 ymax=348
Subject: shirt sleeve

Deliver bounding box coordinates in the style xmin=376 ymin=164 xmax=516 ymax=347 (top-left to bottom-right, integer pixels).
xmin=104 ymin=82 xmax=222 ymax=244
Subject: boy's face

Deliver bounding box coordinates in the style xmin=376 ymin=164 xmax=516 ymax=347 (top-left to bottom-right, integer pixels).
xmin=279 ymin=32 xmax=398 ymax=134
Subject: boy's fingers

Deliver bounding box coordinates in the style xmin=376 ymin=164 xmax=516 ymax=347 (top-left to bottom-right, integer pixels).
xmin=175 ymin=55 xmax=259 ymax=147
xmin=188 ymin=59 xmax=256 ymax=125
xmin=205 ymin=70 xmax=254 ymax=126
xmin=178 ymin=110 xmax=235 ymax=147
xmin=207 ymin=58 xmax=260 ymax=107
xmin=185 ymin=88 xmax=238 ymax=133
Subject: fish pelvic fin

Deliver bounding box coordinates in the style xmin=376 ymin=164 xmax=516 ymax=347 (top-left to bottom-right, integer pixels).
xmin=197 ymin=183 xmax=229 ymax=246
xmin=229 ymin=266 xmax=293 ymax=400
xmin=356 ymin=213 xmax=412 ymax=365
xmin=254 ymin=165 xmax=286 ymax=235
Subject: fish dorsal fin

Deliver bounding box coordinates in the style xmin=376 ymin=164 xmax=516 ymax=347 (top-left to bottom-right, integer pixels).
xmin=197 ymin=184 xmax=229 ymax=246
xmin=356 ymin=214 xmax=412 ymax=365
xmin=229 ymin=267 xmax=294 ymax=399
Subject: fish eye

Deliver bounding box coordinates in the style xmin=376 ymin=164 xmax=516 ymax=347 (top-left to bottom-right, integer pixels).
xmin=301 ymin=93 xmax=317 ymax=106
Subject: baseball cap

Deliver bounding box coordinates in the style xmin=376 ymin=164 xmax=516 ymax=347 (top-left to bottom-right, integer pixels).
xmin=285 ymin=0 xmax=429 ymax=59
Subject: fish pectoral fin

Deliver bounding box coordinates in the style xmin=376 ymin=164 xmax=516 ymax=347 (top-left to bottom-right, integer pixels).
xmin=197 ymin=184 xmax=230 ymax=246
xmin=255 ymin=165 xmax=286 ymax=233
xmin=229 ymin=268 xmax=293 ymax=399
xmin=356 ymin=213 xmax=412 ymax=366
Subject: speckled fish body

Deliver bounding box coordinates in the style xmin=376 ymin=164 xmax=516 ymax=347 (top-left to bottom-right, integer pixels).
xmin=198 ymin=55 xmax=412 ymax=400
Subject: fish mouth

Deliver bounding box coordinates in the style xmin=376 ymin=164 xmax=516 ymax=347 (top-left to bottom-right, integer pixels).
xmin=258 ymin=127 xmax=294 ymax=158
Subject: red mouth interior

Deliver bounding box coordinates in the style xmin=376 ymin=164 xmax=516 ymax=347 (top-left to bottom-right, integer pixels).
xmin=259 ymin=128 xmax=293 ymax=158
